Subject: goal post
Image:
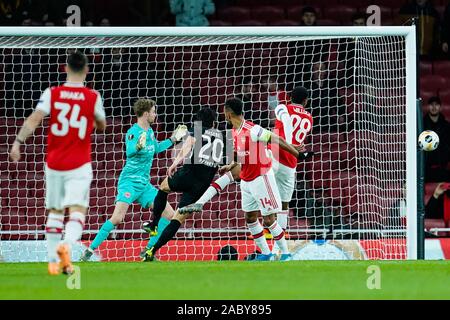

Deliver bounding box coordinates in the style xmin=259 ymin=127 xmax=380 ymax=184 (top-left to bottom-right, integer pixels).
xmin=0 ymin=26 xmax=417 ymax=261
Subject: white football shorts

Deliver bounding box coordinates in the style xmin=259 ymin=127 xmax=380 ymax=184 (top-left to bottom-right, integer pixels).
xmin=271 ymin=159 xmax=296 ymax=203
xmin=240 ymin=169 xmax=282 ymax=216
xmin=45 ymin=162 xmax=93 ymax=210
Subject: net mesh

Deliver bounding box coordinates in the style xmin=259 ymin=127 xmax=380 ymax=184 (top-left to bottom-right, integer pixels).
xmin=0 ymin=34 xmax=408 ymax=261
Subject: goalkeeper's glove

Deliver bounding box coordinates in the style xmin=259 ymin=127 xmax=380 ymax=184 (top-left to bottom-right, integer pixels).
xmin=298 ymin=151 xmax=314 ymax=161
xmin=170 ymin=124 xmax=188 ymax=143
xmin=136 ymin=132 xmax=147 ymax=150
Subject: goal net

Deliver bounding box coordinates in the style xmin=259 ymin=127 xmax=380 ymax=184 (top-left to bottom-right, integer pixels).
xmin=0 ymin=27 xmax=416 ymax=262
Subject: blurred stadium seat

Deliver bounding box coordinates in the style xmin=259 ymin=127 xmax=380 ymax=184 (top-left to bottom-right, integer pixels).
xmin=420 ymin=75 xmax=448 ymax=92
xmin=251 ymin=6 xmax=285 ymax=23
xmin=217 ymin=6 xmax=251 ymax=23
xmin=433 ymin=60 xmax=450 ymax=77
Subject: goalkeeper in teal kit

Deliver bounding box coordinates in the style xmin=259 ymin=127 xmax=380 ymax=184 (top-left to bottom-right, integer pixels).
xmin=81 ymin=99 xmax=187 ymax=261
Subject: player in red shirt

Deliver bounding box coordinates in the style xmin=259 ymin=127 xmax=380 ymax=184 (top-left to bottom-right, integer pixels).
xmin=9 ymin=51 xmax=106 ymax=275
xmin=270 ymin=86 xmax=313 ymax=234
xmin=219 ymin=98 xmax=301 ymax=261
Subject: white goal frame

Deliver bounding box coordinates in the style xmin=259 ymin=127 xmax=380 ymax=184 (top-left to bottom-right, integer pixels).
xmin=0 ymin=26 xmax=417 ymax=260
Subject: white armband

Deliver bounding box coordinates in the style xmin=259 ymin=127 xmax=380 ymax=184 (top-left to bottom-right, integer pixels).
xmin=250 ymin=125 xmax=272 ymax=143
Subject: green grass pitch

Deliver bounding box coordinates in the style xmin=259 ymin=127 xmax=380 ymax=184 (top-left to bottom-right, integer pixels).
xmin=1 ymin=261 xmax=449 ymax=300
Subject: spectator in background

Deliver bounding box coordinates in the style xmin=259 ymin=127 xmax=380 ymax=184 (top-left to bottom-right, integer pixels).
xmin=260 ymin=76 xmax=289 ymax=127
xmin=170 ymin=0 xmax=215 ymax=26
xmin=424 ymin=96 xmax=450 ymax=182
xmin=303 ymin=59 xmax=345 ymax=132
xmin=234 ymin=76 xmax=254 ymax=111
xmin=442 ymin=4 xmax=450 ymax=55
xmin=352 ymin=12 xmax=367 ymax=26
xmin=99 ymin=17 xmax=111 ymax=26
xmin=300 ymin=6 xmax=317 ymax=26
xmin=234 ymin=76 xmax=260 ymax=125
xmin=0 ymin=0 xmax=27 ymax=25
xmin=261 ymin=76 xmax=289 ymax=111
xmin=425 ymin=182 xmax=450 ymax=223
xmin=398 ymin=0 xmax=440 ymax=58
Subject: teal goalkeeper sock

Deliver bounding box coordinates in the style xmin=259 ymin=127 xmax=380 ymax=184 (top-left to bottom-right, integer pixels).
xmin=146 ymin=217 xmax=170 ymax=249
xmin=90 ymin=220 xmax=115 ymax=250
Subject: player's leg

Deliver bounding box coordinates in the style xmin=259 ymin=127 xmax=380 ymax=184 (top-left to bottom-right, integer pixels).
xmin=179 ymin=164 xmax=241 ymax=214
xmin=144 ymin=166 xmax=194 ymax=234
xmin=142 ymin=187 xmax=200 ymax=262
xmin=241 ymin=179 xmax=272 ymax=260
xmin=44 ymin=166 xmax=65 ymax=275
xmin=142 ymin=209 xmax=189 ymax=261
xmin=245 ymin=210 xmax=272 ymax=260
xmin=146 ymin=177 xmax=171 ymax=233
xmin=59 ymin=163 xmax=93 ymax=273
xmin=81 ymin=179 xmax=139 ymax=261
xmin=258 ymin=171 xmax=291 ymax=261
xmin=140 ymin=183 xmax=175 ymax=253
xmin=81 ymin=201 xmax=130 ymax=261
xmin=273 ymin=161 xmax=296 ymax=235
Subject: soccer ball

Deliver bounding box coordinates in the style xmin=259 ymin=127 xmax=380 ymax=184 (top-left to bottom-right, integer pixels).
xmin=418 ymin=130 xmax=439 ymax=151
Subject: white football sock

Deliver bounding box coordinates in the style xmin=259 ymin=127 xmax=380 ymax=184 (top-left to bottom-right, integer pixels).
xmin=277 ymin=210 xmax=289 ymax=230
xmin=64 ymin=211 xmax=85 ymax=248
xmin=247 ymin=221 xmax=271 ymax=255
xmin=46 ymin=212 xmax=64 ymax=263
xmin=268 ymin=221 xmax=289 ymax=254
xmin=196 ymin=172 xmax=234 ymax=205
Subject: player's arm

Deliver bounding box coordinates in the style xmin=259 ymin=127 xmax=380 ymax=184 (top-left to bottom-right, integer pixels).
xmin=218 ymin=160 xmax=239 ymax=175
xmin=155 ymin=124 xmax=189 ymax=154
xmin=9 ymin=88 xmax=50 ymax=163
xmin=94 ymin=92 xmax=106 ymax=132
xmin=125 ymin=130 xmax=144 ymax=157
xmin=9 ymin=110 xmax=46 ymax=163
xmin=167 ymin=135 xmax=195 ymax=177
xmin=249 ymin=124 xmax=312 ymax=161
xmin=275 ymin=104 xmax=293 ymax=144
xmin=250 ymin=124 xmax=299 ymax=156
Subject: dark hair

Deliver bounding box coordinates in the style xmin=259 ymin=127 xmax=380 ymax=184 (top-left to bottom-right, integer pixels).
xmin=67 ymin=50 xmax=88 ymax=73
xmin=302 ymin=6 xmax=316 ymax=16
xmin=352 ymin=12 xmax=367 ymax=22
xmin=225 ymin=97 xmax=243 ymax=116
xmin=217 ymin=245 xmax=238 ymax=261
xmin=428 ymin=96 xmax=441 ymax=105
xmin=291 ymin=86 xmax=308 ymax=104
xmin=195 ymin=106 xmax=217 ymax=129
xmin=133 ymin=98 xmax=156 ymax=117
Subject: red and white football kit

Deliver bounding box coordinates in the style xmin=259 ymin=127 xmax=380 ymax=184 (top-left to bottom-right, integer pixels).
xmin=270 ymin=103 xmax=313 ymax=202
xmin=36 ymin=82 xmax=106 ymax=209
xmin=232 ymin=120 xmax=281 ymax=216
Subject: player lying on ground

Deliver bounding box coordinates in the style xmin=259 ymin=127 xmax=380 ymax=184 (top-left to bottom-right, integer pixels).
xmin=140 ymin=107 xmax=236 ymax=261
xmin=9 ymin=51 xmax=107 ymax=275
xmin=180 ymin=87 xmax=313 ymax=240
xmin=80 ymin=98 xmax=187 ymax=261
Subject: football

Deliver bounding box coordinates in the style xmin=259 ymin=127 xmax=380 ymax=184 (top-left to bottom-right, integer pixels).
xmin=418 ymin=130 xmax=439 ymax=151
